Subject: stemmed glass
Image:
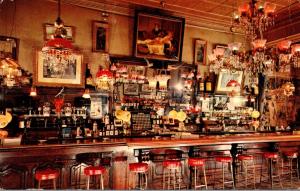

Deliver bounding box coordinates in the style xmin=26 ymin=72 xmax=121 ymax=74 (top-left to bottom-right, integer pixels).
xmin=38 ymin=107 xmax=42 ymax=115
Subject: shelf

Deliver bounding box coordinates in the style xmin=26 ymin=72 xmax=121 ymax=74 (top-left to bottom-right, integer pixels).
xmin=23 ymin=114 xmax=87 ymax=118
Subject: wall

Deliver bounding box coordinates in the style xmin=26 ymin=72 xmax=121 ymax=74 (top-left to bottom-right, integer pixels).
xmin=0 ymin=0 xmax=247 ymax=77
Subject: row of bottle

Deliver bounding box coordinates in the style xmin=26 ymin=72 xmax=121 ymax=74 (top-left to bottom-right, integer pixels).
xmin=198 ymin=72 xmax=215 ymax=93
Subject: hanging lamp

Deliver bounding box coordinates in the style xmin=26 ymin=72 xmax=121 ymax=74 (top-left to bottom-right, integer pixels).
xmin=42 ymin=0 xmax=73 ymax=62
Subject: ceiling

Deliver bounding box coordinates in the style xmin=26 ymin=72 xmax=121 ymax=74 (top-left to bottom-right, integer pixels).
xmin=59 ymin=0 xmax=300 ymax=33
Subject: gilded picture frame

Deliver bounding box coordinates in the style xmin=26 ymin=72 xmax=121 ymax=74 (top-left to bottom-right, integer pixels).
xmin=194 ymin=39 xmax=207 ymax=65
xmin=92 ymin=21 xmax=109 ymax=52
xmin=123 ymin=83 xmax=139 ymax=96
xmin=134 ymin=11 xmax=185 ymax=62
xmin=34 ymin=50 xmax=85 ymax=88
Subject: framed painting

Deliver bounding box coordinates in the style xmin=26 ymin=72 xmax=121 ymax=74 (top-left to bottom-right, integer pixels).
xmin=43 ymin=23 xmax=75 ymax=41
xmin=34 ymin=51 xmax=85 ymax=88
xmin=194 ymin=39 xmax=207 ymax=65
xmin=215 ymin=70 xmax=243 ymax=94
xmin=141 ymin=84 xmax=152 ymax=94
xmin=134 ymin=11 xmax=185 ymax=62
xmin=92 ymin=21 xmax=109 ymax=52
xmin=127 ymin=65 xmax=147 ymax=79
xmin=123 ymin=83 xmax=139 ymax=96
xmin=0 ymin=36 xmax=18 ymax=60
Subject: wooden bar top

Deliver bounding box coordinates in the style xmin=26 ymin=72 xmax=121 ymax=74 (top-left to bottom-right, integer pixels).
xmin=125 ymin=132 xmax=300 ymax=149
xmin=2 ymin=132 xmax=300 ymax=150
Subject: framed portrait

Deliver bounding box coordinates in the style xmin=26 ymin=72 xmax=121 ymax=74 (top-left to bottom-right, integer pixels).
xmin=34 ymin=51 xmax=85 ymax=88
xmin=134 ymin=11 xmax=185 ymax=62
xmin=123 ymin=83 xmax=139 ymax=95
xmin=215 ymin=70 xmax=243 ymax=94
xmin=92 ymin=21 xmax=109 ymax=52
xmin=43 ymin=23 xmax=75 ymax=41
xmin=0 ymin=36 xmax=18 ymax=60
xmin=194 ymin=39 xmax=207 ymax=65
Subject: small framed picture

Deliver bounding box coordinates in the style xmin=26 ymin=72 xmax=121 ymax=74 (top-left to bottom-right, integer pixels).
xmin=43 ymin=23 xmax=75 ymax=41
xmin=114 ymin=119 xmax=123 ymax=127
xmin=194 ymin=39 xmax=207 ymax=65
xmin=216 ymin=69 xmax=243 ymax=94
xmin=92 ymin=21 xmax=109 ymax=52
xmin=123 ymin=83 xmax=139 ymax=95
xmin=141 ymin=84 xmax=152 ymax=93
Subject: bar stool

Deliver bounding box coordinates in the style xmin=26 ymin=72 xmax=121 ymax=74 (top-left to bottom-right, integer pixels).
xmin=281 ymin=151 xmax=299 ymax=184
xmin=163 ymin=160 xmax=182 ymax=190
xmin=188 ymin=158 xmax=207 ymax=189
xmin=128 ymin=162 xmax=149 ymax=190
xmin=260 ymin=152 xmax=282 ymax=189
xmin=35 ymin=168 xmax=59 ymax=189
xmin=214 ymin=156 xmax=235 ymax=189
xmin=236 ymin=154 xmax=256 ymax=189
xmin=83 ymin=166 xmax=106 ymax=190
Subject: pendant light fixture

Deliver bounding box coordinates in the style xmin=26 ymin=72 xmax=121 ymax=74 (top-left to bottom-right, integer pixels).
xmin=42 ymin=0 xmax=73 ymax=62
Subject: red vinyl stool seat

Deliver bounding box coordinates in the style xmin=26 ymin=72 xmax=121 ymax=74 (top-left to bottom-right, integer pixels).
xmin=188 ymin=158 xmax=207 ymax=189
xmin=129 ymin=162 xmax=149 ymax=173
xmin=188 ymin=158 xmax=205 ymax=167
xmin=163 ymin=159 xmax=183 ymax=190
xmin=236 ymin=154 xmax=256 ymax=189
xmin=214 ymin=156 xmax=235 ymax=189
xmin=263 ymin=152 xmax=278 ymax=159
xmin=35 ymin=169 xmax=59 ymax=189
xmin=128 ymin=163 xmax=149 ymax=190
xmin=237 ymin=155 xmax=253 ymax=161
xmin=84 ymin=166 xmax=106 ymax=190
xmin=163 ymin=160 xmax=181 ymax=169
xmin=215 ymin=156 xmax=232 ymax=163
xmin=260 ymin=152 xmax=282 ymax=189
xmin=283 ymin=151 xmax=298 ymax=158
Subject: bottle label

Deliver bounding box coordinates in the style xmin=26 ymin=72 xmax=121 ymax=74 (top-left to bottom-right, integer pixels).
xmin=199 ymin=82 xmax=204 ymax=91
xmin=206 ymin=82 xmax=212 ymax=92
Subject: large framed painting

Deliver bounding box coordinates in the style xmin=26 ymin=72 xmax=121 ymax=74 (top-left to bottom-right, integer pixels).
xmin=34 ymin=51 xmax=85 ymax=88
xmin=92 ymin=21 xmax=109 ymax=52
xmin=194 ymin=39 xmax=207 ymax=65
xmin=43 ymin=23 xmax=75 ymax=41
xmin=215 ymin=70 xmax=243 ymax=94
xmin=134 ymin=11 xmax=185 ymax=62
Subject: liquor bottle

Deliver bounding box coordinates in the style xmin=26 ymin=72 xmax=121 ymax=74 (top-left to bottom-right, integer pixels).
xmin=199 ymin=77 xmax=205 ymax=93
xmin=205 ymin=74 xmax=212 ymax=93
xmin=93 ymin=120 xmax=98 ymax=137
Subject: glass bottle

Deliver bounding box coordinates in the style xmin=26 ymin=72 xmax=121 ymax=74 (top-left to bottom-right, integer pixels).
xmin=205 ymin=74 xmax=212 ymax=93
xmin=199 ymin=77 xmax=205 ymax=93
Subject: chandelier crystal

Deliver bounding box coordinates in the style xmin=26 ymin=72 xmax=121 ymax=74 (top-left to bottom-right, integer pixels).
xmin=233 ymin=0 xmax=276 ymax=40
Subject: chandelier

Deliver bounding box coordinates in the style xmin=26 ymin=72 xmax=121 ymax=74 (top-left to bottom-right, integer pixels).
xmin=41 ymin=0 xmax=73 ymax=63
xmin=233 ymin=0 xmax=276 ymax=40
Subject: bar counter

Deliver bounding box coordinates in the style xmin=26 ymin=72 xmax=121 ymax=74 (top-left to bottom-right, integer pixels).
xmin=1 ymin=132 xmax=300 ymax=189
xmin=1 ymin=132 xmax=300 ymax=149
